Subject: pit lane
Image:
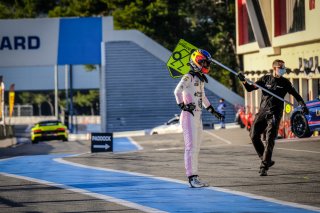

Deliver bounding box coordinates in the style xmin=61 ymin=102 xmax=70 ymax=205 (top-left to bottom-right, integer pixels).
xmin=0 ymin=128 xmax=319 ymax=212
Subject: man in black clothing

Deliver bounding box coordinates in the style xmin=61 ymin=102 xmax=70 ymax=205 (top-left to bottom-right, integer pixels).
xmin=238 ymin=59 xmax=309 ymax=176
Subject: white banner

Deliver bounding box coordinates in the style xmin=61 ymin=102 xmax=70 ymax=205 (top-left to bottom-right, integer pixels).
xmin=0 ymin=18 xmax=59 ymax=67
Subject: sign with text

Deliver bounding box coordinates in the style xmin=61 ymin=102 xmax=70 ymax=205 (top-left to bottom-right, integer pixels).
xmin=0 ymin=18 xmax=59 ymax=67
xmin=166 ymin=39 xmax=198 ymax=78
xmin=91 ymin=133 xmax=113 ymax=153
xmin=0 ymin=17 xmax=102 ymax=67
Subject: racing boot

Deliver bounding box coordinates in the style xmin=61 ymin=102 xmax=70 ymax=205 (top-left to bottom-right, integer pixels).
xmin=268 ymin=160 xmax=275 ymax=168
xmin=188 ymin=175 xmax=209 ymax=188
xmin=259 ymin=167 xmax=268 ymax=176
xmin=259 ymin=160 xmax=274 ymax=176
xmin=259 ymin=156 xmax=275 ymax=168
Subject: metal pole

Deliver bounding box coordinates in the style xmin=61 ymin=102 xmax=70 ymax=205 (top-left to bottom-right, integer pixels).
xmin=69 ymin=65 xmax=74 ymax=133
xmin=98 ymin=64 xmax=104 ymax=132
xmin=0 ymin=78 xmax=5 ymax=127
xmin=54 ymin=65 xmax=59 ymax=120
xmin=210 ymin=58 xmax=295 ymax=107
xmin=64 ymin=65 xmax=69 ymax=130
xmin=65 ymin=65 xmax=69 ymax=106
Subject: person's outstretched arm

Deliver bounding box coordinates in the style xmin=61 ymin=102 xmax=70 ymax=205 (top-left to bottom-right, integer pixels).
xmin=238 ymin=72 xmax=260 ymax=92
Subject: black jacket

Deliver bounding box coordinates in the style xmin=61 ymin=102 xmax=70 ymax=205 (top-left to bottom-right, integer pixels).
xmin=243 ymin=74 xmax=304 ymax=117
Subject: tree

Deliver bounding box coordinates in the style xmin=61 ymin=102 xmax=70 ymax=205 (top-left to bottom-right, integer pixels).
xmin=86 ymin=90 xmax=99 ymax=115
xmin=183 ymin=0 xmax=239 ymax=93
xmin=73 ymin=90 xmax=99 ymax=115
xmin=32 ymin=93 xmax=47 ymax=116
xmin=110 ymin=0 xmax=192 ymax=51
xmin=18 ymin=92 xmax=32 ymax=105
xmin=58 ymin=91 xmax=67 ymax=113
xmin=44 ymin=94 xmax=54 ymax=115
xmin=48 ymin=0 xmax=111 ymax=17
xmin=0 ymin=0 xmax=57 ymax=18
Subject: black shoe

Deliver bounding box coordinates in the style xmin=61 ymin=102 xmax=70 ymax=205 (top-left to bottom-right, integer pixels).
xmin=259 ymin=168 xmax=268 ymax=176
xmin=260 ymin=160 xmax=275 ymax=169
xmin=268 ymin=160 xmax=275 ymax=168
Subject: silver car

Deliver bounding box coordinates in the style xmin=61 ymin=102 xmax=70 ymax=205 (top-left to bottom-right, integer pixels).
xmin=150 ymin=115 xmax=183 ymax=135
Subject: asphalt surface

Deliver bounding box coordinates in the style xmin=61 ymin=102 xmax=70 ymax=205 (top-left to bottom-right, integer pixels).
xmin=0 ymin=127 xmax=319 ymax=212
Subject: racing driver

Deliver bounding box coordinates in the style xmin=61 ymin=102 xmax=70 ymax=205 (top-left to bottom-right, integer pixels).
xmin=174 ymin=49 xmax=224 ymax=188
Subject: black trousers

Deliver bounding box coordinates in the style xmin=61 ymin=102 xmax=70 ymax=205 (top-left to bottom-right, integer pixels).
xmin=249 ymin=111 xmax=281 ymax=169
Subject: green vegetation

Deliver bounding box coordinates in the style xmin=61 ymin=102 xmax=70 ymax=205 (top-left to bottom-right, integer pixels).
xmin=12 ymin=90 xmax=99 ymax=116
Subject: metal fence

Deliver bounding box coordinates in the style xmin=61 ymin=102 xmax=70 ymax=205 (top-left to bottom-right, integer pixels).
xmin=5 ymin=105 xmax=33 ymax=116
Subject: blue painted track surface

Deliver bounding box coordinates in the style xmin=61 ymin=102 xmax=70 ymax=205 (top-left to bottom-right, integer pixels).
xmin=113 ymin=137 xmax=140 ymax=152
xmin=0 ymin=138 xmax=318 ymax=213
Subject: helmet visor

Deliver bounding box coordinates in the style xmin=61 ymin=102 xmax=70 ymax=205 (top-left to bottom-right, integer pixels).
xmin=202 ymin=60 xmax=211 ymax=68
xmin=201 ymin=60 xmax=211 ymax=74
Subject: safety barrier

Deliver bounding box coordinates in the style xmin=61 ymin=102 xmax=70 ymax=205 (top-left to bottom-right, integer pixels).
xmin=236 ymin=105 xmax=297 ymax=139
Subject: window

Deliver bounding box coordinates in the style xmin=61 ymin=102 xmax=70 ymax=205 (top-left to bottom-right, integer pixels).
xmin=312 ymin=79 xmax=320 ymax=100
xmin=274 ymin=0 xmax=305 ymax=36
xmin=292 ymin=79 xmax=300 ymax=105
xmin=238 ymin=0 xmax=256 ymax=45
xmin=302 ymin=79 xmax=309 ymax=101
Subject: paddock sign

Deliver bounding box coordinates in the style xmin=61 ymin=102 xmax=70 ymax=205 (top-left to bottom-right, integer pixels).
xmin=91 ymin=133 xmax=113 ymax=153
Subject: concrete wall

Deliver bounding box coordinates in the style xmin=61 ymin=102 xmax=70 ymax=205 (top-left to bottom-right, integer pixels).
xmin=5 ymin=116 xmax=100 ymax=125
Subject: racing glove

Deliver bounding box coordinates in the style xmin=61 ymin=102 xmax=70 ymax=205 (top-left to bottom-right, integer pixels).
xmin=298 ymin=101 xmax=309 ymax=115
xmin=178 ymin=103 xmax=196 ymax=116
xmin=237 ymin=72 xmax=246 ymax=82
xmin=206 ymin=105 xmax=224 ymax=120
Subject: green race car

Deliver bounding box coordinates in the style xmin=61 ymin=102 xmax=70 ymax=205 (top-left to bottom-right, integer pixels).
xmin=31 ymin=120 xmax=68 ymax=144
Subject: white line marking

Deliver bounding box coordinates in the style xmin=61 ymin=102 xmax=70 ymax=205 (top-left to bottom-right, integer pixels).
xmin=155 ymin=147 xmax=184 ymax=151
xmin=56 ymin=157 xmax=320 ymax=212
xmin=127 ymin=137 xmax=143 ymax=151
xmin=0 ymin=156 xmax=21 ymax=162
xmin=275 ymin=147 xmax=320 ymax=154
xmin=204 ymin=130 xmax=232 ymax=144
xmin=276 ymin=137 xmax=320 ymax=143
xmin=240 ymin=144 xmax=320 ymax=154
xmin=208 ymin=185 xmax=320 ymax=212
xmin=112 ymin=137 xmax=144 ymax=154
xmin=0 ymin=172 xmax=167 ymax=213
xmin=155 ymin=144 xmax=230 ymax=151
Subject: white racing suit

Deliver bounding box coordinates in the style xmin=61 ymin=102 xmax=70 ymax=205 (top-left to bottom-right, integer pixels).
xmin=174 ymin=73 xmax=211 ymax=177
